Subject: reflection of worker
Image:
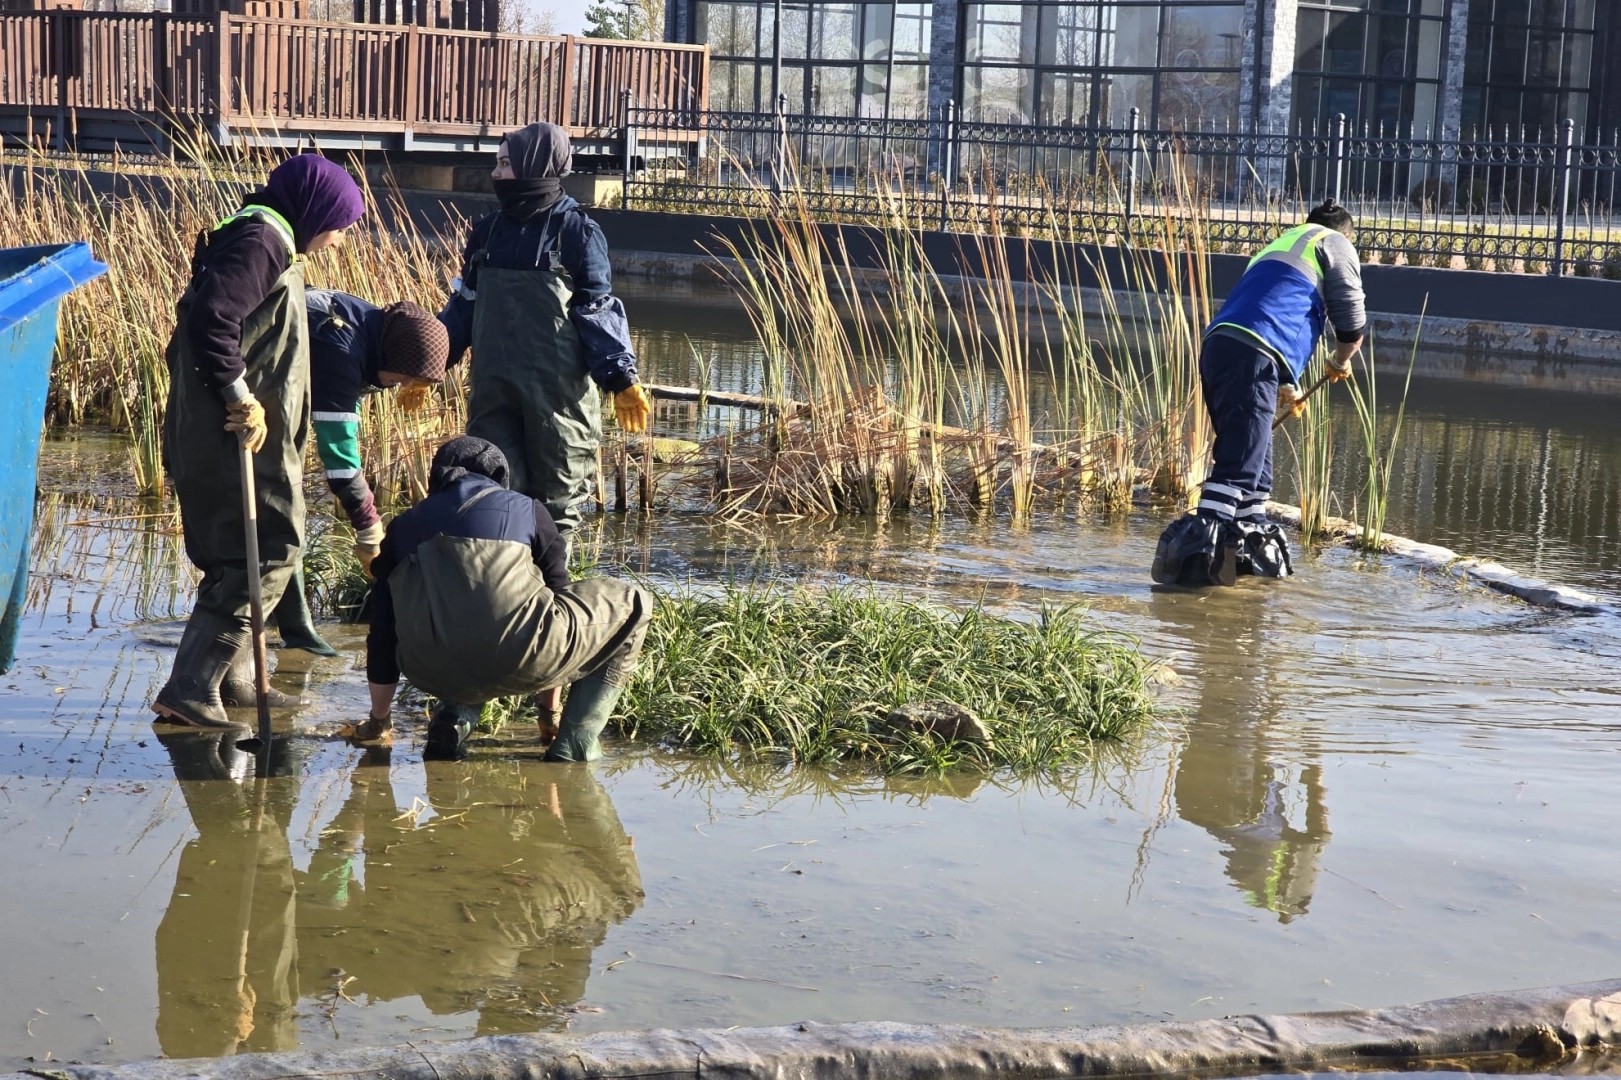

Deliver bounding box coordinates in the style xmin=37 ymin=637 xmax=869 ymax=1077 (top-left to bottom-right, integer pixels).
xmin=363 ymin=437 xmax=651 ymax=762
xmin=154 ymin=155 xmax=364 ymax=730
xmin=269 ymin=290 xmax=451 ymax=658
xmin=1153 ymin=198 xmax=1366 ymax=587
xmin=297 ymin=759 xmax=643 ymax=1034
xmin=153 ymin=733 xmax=302 ymax=1056
xmin=1156 ymin=593 xmax=1330 ymax=922
xmin=438 ymin=121 xmax=652 ymax=541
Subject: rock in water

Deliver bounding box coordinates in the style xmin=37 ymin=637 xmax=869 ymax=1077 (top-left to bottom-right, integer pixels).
xmin=882 ymin=701 xmax=990 ymax=744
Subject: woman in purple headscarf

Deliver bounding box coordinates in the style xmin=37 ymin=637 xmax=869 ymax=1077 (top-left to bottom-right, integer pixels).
xmin=153 ymin=154 xmax=365 ymax=731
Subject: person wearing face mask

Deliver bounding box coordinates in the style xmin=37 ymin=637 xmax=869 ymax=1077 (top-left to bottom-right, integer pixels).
xmin=438 ymin=121 xmax=650 ymax=545
xmin=153 ymin=153 xmax=365 ymax=731
xmin=265 ymin=290 xmax=451 ymax=659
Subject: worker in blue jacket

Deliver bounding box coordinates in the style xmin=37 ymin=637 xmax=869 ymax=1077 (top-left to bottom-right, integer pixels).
xmin=1153 ymin=199 xmax=1366 ymax=587
xmin=267 ymin=290 xmax=450 ymax=658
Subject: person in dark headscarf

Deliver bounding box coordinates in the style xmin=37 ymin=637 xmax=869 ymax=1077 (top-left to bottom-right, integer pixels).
xmin=438 ymin=121 xmax=652 ymax=544
xmin=153 ymin=153 xmax=365 ymax=731
xmin=360 ymin=437 xmax=651 ymax=763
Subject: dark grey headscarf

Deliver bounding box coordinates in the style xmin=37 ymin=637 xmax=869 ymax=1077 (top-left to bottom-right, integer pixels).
xmin=495 ymin=122 xmax=572 ymax=221
xmin=429 ymin=436 xmax=511 ymax=494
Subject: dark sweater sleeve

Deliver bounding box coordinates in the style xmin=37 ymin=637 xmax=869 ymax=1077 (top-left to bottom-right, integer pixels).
xmin=365 ymin=530 xmax=401 ymax=685
xmin=532 ymin=500 xmax=571 ymax=589
xmin=1318 ymin=231 xmax=1367 ymax=342
xmin=561 ymin=212 xmax=639 ymax=394
xmin=184 ymin=223 xmax=290 ymax=401
xmin=437 ymin=218 xmax=491 ymax=367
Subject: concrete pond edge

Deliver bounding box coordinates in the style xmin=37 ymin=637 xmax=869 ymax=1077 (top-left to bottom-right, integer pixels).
xmin=1265 ymin=501 xmax=1614 ymax=616
xmin=7 ymin=979 xmax=1617 ymax=1080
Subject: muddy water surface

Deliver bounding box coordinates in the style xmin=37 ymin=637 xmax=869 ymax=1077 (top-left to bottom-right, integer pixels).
xmin=5 ymin=294 xmax=1621 ymax=1069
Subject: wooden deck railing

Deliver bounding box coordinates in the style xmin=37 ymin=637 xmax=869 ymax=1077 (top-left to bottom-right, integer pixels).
xmin=0 ymin=10 xmax=708 ymax=149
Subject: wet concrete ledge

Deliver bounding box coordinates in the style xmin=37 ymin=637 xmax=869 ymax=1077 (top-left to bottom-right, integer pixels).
xmin=6 ymin=980 xmax=1617 ymax=1080
xmin=1264 ymin=501 xmax=1614 ymax=616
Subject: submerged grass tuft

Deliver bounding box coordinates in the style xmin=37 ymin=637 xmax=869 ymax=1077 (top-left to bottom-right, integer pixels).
xmin=616 ymin=586 xmax=1157 ymax=775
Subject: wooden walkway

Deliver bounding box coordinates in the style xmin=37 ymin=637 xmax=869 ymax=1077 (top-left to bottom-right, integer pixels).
xmin=0 ymin=11 xmax=707 ymax=158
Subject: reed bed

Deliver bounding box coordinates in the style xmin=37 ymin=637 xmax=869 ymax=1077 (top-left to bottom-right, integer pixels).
xmin=9 ymin=138 xmax=1412 ymax=548
xmin=614 ymin=586 xmax=1158 ymax=775
xmin=0 ymin=136 xmax=467 ymax=500
xmin=701 ymin=150 xmax=1222 ymax=521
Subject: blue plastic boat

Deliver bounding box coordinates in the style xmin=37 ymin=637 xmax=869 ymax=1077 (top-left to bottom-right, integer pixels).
xmin=0 ymin=243 xmax=108 ymax=674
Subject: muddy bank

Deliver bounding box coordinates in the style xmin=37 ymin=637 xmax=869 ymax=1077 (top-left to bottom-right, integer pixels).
xmin=6 ymin=980 xmax=1615 ymax=1080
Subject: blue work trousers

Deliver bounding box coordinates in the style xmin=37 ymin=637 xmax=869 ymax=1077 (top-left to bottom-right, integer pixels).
xmin=1197 ymin=334 xmax=1280 ymax=522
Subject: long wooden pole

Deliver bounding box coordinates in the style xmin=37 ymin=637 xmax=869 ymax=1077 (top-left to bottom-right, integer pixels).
xmin=238 ymin=436 xmax=272 ymax=761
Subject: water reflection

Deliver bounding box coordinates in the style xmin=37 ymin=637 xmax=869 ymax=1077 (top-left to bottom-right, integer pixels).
xmin=1151 ymin=589 xmax=1330 ymax=923
xmin=154 ymin=732 xmax=302 ymax=1056
xmin=152 ymin=741 xmax=643 ymax=1058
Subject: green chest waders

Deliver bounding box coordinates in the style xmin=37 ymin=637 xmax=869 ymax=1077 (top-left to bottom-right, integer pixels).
xmin=164 ymin=257 xmax=310 ymax=621
xmin=154 ymin=228 xmax=310 ymax=729
xmin=466 ymin=256 xmax=601 ymax=540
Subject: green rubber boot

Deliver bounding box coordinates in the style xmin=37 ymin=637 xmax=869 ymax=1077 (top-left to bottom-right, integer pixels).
xmin=544 ymin=670 xmax=622 ymax=763
xmin=270 ymin=565 xmax=337 ymax=657
xmin=152 ymin=610 xmax=250 ymax=731
xmin=220 ymin=643 xmax=306 ymax=709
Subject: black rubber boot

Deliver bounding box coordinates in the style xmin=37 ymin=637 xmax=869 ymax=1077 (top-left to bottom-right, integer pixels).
xmin=424 ymin=703 xmax=480 ymax=762
xmin=544 ymin=670 xmax=622 ymax=763
xmin=270 ymin=565 xmax=337 ymax=657
xmin=220 ymin=644 xmax=306 ymax=709
xmin=1151 ymin=512 xmax=1240 ymax=588
xmin=1234 ymin=520 xmax=1294 ymax=578
xmin=153 ymin=611 xmax=250 ymax=731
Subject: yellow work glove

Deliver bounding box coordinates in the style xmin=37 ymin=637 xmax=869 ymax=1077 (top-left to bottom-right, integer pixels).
xmin=354 ymin=521 xmax=385 ymax=579
xmin=1326 ymin=351 xmax=1354 ymax=384
xmin=396 ymin=380 xmax=431 ymax=414
xmin=224 ymin=394 xmax=267 ymax=454
xmin=1276 ymin=383 xmax=1306 ymax=421
xmin=613 ymin=383 xmax=652 ymax=434
xmin=339 ymin=714 xmax=393 ymax=746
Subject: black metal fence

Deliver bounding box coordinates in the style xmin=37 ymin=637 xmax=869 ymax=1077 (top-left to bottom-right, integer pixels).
xmin=623 ymin=101 xmax=1621 ymax=277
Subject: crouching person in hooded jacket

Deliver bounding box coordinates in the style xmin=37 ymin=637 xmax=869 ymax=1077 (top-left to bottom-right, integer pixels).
xmin=360 ymin=437 xmax=651 ymax=762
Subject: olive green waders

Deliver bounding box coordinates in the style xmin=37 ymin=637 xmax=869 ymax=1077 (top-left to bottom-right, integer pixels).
xmin=155 ymin=241 xmax=310 ymax=730
xmin=389 ymin=532 xmax=649 ymax=762
xmin=466 ymin=257 xmax=601 ymax=540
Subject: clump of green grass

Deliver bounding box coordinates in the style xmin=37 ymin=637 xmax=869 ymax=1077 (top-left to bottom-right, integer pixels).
xmin=616 ymin=586 xmax=1157 ymax=775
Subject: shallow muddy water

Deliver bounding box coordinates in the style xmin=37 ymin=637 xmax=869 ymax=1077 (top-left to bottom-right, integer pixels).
xmin=4 ymin=288 xmax=1621 ymax=1070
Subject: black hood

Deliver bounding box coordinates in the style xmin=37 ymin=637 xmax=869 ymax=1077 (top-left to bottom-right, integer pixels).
xmin=428 ymin=436 xmax=511 ymax=494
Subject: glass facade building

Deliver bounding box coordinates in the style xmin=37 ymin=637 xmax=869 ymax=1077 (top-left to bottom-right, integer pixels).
xmin=671 ymin=0 xmax=1621 ymax=135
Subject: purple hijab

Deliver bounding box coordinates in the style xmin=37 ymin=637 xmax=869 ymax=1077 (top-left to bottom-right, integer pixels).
xmin=263 ymin=154 xmax=365 ymax=253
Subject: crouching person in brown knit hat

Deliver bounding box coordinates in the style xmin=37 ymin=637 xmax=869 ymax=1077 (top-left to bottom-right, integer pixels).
xmin=265 ymin=289 xmax=451 ymax=660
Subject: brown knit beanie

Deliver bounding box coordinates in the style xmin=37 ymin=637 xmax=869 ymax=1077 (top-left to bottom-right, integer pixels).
xmin=379 ymin=301 xmax=449 ymax=382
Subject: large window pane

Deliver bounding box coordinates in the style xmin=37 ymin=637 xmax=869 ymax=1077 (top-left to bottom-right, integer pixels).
xmin=812 ymin=65 xmax=857 ymax=113
xmin=1160 ymin=68 xmax=1239 ymax=124
xmin=814 ymin=4 xmax=858 ymax=60
xmin=1099 ymin=69 xmax=1152 ymax=126
xmin=861 ymin=4 xmax=890 ymax=62
xmin=781 ymin=4 xmax=809 ymax=60
xmin=1160 ymin=4 xmax=1245 ymax=69
xmin=963 ymin=63 xmax=1033 ymax=119
xmin=1037 ymin=70 xmax=1092 ymax=123
xmin=895 ymin=4 xmax=929 ymax=56
xmin=1105 ymin=4 xmax=1159 ymax=68
xmin=964 ymin=4 xmax=1029 ymax=63
xmin=1040 ymin=4 xmax=1100 ymax=67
